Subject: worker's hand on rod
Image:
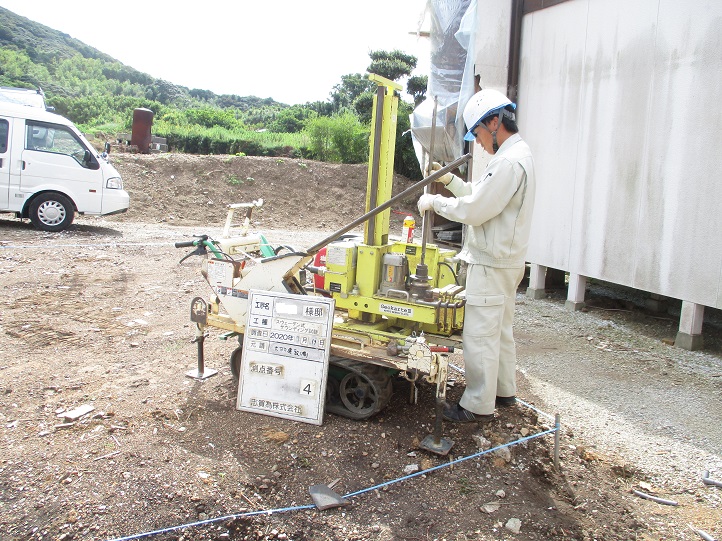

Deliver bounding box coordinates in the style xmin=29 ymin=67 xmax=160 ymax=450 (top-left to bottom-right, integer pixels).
xmin=417 ymin=193 xmax=438 ymax=213
xmin=426 ymin=162 xmax=454 ymax=186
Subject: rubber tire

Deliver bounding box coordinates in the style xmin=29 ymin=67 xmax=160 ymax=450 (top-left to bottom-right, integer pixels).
xmin=29 ymin=193 xmax=75 ymax=232
xmin=338 ymin=371 xmax=381 ymax=418
xmin=328 ymin=359 xmax=394 ymax=420
xmin=230 ymin=333 xmax=245 ymax=380
xmin=230 ymin=346 xmax=243 ymax=380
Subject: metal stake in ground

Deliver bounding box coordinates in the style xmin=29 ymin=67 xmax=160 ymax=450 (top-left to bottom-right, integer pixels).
xmin=186 ymin=324 xmax=217 ymax=380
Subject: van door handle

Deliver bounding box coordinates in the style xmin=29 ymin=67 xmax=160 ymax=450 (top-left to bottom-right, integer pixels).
xmin=21 ymin=161 xmax=25 ymax=170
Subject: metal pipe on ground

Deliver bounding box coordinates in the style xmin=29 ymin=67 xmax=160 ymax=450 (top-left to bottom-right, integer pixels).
xmin=702 ymin=471 xmax=722 ymax=488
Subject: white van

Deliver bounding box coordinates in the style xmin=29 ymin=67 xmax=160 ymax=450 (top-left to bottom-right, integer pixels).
xmin=0 ymin=102 xmax=129 ymax=231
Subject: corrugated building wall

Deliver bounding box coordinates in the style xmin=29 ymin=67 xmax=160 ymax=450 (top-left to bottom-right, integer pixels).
xmin=469 ymin=0 xmax=722 ymax=348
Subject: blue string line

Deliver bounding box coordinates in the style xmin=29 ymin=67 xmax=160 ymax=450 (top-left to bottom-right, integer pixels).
xmin=107 ymin=504 xmax=316 ymax=541
xmin=106 ymin=423 xmax=559 ymax=541
xmin=518 ymin=398 xmax=557 ymax=422
xmin=343 ymin=427 xmax=557 ymax=499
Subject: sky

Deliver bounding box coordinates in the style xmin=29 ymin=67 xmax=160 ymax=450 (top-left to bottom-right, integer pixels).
xmin=1 ymin=0 xmax=431 ymax=105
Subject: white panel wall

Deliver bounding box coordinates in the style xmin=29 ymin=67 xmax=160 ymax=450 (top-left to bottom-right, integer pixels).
xmin=468 ymin=0 xmax=512 ymax=182
xmin=641 ymin=0 xmax=722 ymax=307
xmin=518 ymin=0 xmax=722 ymax=308
xmin=474 ymin=0 xmax=512 ymax=89
xmin=517 ymin=0 xmax=587 ymax=271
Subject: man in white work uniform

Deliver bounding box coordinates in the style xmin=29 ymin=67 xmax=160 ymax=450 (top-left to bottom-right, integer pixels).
xmin=418 ymin=89 xmax=536 ymax=422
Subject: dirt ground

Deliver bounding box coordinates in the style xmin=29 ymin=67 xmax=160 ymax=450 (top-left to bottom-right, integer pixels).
xmin=0 ymin=153 xmax=720 ymax=541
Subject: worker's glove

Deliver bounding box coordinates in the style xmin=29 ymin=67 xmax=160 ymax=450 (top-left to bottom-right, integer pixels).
xmin=426 ymin=162 xmax=454 ymax=186
xmin=417 ymin=193 xmax=438 ymax=214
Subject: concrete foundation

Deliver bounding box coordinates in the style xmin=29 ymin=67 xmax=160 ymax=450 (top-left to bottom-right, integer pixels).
xmin=675 ymin=332 xmax=704 ymax=351
xmin=526 ymin=264 xmax=547 ymax=300
xmin=676 ymin=301 xmax=704 ymax=351
xmin=565 ymin=273 xmax=586 ymax=311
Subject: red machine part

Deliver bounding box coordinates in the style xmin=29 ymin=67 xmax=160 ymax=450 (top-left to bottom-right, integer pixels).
xmin=313 ymin=247 xmax=327 ymax=289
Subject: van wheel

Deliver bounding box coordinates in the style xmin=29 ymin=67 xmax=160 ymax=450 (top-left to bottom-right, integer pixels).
xmin=29 ymin=193 xmax=75 ymax=232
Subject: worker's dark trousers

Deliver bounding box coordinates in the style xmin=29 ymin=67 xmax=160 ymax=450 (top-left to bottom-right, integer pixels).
xmin=459 ymin=264 xmax=525 ymax=416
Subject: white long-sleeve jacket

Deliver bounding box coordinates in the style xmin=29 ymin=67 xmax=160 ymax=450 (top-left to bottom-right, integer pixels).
xmin=430 ymin=133 xmax=536 ymax=268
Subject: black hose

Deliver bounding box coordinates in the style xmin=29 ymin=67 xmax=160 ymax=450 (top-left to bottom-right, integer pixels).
xmin=438 ymin=261 xmax=459 ymax=285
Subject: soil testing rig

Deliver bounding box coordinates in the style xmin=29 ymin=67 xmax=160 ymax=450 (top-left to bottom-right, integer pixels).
xmin=177 ymin=75 xmax=471 ymax=454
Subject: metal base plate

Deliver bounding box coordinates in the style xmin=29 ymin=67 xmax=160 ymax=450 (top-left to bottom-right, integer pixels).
xmin=185 ymin=368 xmax=218 ymax=380
xmin=419 ymin=434 xmax=454 ymax=456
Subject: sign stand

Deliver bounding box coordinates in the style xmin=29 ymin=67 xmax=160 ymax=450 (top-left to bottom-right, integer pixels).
xmin=186 ymin=325 xmax=217 ymax=380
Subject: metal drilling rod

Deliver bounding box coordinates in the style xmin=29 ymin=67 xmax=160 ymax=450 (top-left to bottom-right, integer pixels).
xmin=305 ymin=153 xmax=472 ymax=256
xmin=420 ymin=97 xmax=439 ymax=266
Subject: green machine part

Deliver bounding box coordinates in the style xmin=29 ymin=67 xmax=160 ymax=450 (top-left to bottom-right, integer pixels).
xmin=324 ymin=240 xmax=358 ymax=294
xmin=324 ymin=74 xmax=465 ymax=335
xmin=364 ymin=74 xmax=402 ymax=248
xmin=389 ymin=242 xmax=459 ymax=289
xmin=326 ymin=238 xmax=464 ymax=332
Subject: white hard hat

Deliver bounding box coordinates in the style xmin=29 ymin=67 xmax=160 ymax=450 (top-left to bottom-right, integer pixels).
xmin=463 ymin=89 xmax=516 ymax=142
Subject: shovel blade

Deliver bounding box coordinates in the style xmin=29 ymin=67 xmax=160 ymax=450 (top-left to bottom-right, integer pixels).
xmin=309 ymin=484 xmax=351 ymax=510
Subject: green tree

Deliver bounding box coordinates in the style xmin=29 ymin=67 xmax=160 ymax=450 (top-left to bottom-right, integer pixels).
xmin=184 ymin=107 xmax=242 ymax=130
xmin=145 ymin=79 xmax=188 ymax=105
xmin=305 ymin=100 xmax=335 ymax=117
xmin=352 ymin=91 xmax=375 ymax=124
xmin=268 ymin=105 xmax=316 ymax=133
xmin=0 ymin=47 xmax=51 ymax=87
xmin=367 ymin=49 xmax=417 ymax=82
xmin=330 ymin=73 xmax=373 ymax=112
xmin=394 ymin=100 xmax=421 ymax=179
xmin=303 ymin=112 xmax=369 ymax=163
xmin=407 ymin=75 xmax=428 ymax=106
xmin=189 ymin=88 xmax=215 ymax=102
xmin=304 ymin=115 xmax=335 ymax=161
xmin=329 ymin=111 xmax=369 ymax=164
xmin=241 ymin=104 xmax=283 ymax=129
xmin=354 ymin=49 xmax=419 ymax=123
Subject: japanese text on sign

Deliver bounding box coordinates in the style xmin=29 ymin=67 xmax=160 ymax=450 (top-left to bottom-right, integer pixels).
xmin=238 ymin=290 xmax=334 ymax=425
xmin=249 ymin=362 xmax=283 ymax=376
xmin=249 ymin=398 xmax=302 ymax=415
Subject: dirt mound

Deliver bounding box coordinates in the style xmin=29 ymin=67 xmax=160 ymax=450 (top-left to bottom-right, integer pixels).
xmin=110 ymin=153 xmax=421 ymax=231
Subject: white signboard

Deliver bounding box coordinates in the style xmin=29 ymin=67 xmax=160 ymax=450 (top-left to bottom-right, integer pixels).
xmin=236 ymin=290 xmax=334 ymax=425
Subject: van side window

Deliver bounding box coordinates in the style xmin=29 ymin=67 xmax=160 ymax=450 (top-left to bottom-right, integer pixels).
xmin=0 ymin=119 xmax=8 ymax=153
xmin=25 ymin=121 xmax=91 ymax=167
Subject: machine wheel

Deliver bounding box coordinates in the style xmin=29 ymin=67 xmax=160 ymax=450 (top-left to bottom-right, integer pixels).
xmin=325 ymin=374 xmax=339 ymax=402
xmin=29 ymin=193 xmax=75 ymax=232
xmin=326 ymin=358 xmax=394 ymax=420
xmin=229 ymin=334 xmax=244 ymax=379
